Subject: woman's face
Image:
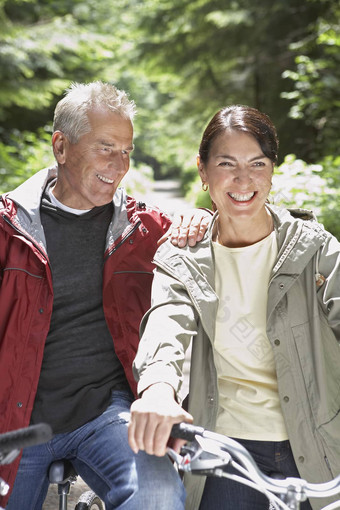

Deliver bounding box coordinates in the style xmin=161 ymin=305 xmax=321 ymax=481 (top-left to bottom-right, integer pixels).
xmin=198 ymin=130 xmax=274 ymax=223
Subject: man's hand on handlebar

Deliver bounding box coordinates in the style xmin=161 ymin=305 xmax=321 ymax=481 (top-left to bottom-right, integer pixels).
xmin=128 ymin=383 xmax=193 ymax=457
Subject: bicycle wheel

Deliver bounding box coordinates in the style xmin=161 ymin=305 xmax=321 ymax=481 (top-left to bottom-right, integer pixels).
xmin=75 ymin=490 xmax=105 ymax=510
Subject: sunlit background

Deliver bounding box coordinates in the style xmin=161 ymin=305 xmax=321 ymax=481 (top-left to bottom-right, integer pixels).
xmin=0 ymin=0 xmax=339 ymax=238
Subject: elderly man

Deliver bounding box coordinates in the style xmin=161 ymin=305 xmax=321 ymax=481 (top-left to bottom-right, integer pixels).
xmin=0 ymin=81 xmax=208 ymax=509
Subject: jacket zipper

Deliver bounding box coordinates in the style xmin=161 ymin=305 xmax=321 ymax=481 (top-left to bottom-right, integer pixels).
xmin=3 ymin=215 xmax=49 ymax=264
xmin=104 ymin=220 xmax=141 ymax=261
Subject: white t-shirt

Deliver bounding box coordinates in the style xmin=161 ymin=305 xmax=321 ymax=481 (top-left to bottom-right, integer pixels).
xmin=213 ymin=232 xmax=288 ymax=440
xmin=48 ymin=186 xmax=91 ymax=215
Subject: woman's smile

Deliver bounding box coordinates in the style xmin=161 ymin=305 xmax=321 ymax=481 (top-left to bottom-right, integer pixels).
xmin=227 ymin=191 xmax=256 ymax=203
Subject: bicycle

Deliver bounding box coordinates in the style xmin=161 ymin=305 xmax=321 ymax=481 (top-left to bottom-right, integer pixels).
xmin=0 ymin=423 xmax=104 ymax=510
xmin=168 ymin=423 xmax=340 ymax=510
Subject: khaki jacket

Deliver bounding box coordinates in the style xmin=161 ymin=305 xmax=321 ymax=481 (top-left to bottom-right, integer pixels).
xmin=134 ymin=205 xmax=340 ymax=510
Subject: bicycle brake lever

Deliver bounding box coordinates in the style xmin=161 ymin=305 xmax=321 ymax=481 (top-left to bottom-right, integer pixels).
xmin=195 ymin=435 xmax=232 ymax=461
xmin=167 ymin=437 xmax=232 ymax=475
xmin=167 ymin=447 xmax=192 ymax=469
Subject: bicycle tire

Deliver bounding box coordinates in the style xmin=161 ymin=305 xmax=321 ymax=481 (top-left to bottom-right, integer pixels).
xmin=74 ymin=490 xmax=105 ymax=510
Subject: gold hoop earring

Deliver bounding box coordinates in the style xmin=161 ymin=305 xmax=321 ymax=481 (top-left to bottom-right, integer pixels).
xmin=202 ymin=182 xmax=208 ymax=192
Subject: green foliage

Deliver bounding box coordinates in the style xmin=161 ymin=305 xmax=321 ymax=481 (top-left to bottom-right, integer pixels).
xmin=271 ymin=154 xmax=340 ymax=239
xmin=186 ymin=176 xmax=212 ymax=210
xmin=0 ymin=0 xmax=122 ymax=127
xmin=0 ymin=128 xmax=54 ymax=193
xmin=271 ymin=155 xmax=328 ymax=212
xmin=120 ymin=161 xmax=154 ymax=196
xmin=117 ymin=0 xmax=336 ymax=167
xmin=0 ymin=0 xmax=338 ymax=232
xmin=281 ymin=1 xmax=340 ymax=160
xmin=0 ymin=0 xmax=132 ymax=191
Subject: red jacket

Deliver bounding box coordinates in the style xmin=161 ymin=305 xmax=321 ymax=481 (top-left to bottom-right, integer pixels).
xmin=0 ymin=167 xmax=171 ymax=504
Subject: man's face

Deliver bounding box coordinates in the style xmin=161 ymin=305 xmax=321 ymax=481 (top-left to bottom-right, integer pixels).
xmin=53 ymin=108 xmax=134 ymax=209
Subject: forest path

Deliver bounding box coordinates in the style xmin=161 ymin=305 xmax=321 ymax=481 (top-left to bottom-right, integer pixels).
xmin=141 ymin=178 xmax=192 ymax=215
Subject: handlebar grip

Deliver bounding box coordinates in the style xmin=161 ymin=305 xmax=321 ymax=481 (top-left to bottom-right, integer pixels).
xmin=171 ymin=423 xmax=205 ymax=441
xmin=0 ymin=423 xmax=53 ymax=454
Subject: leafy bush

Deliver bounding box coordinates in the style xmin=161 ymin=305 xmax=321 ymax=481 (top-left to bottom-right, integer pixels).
xmin=0 ymin=128 xmax=54 ymax=193
xmin=271 ymin=155 xmax=340 ymax=239
xmin=186 ymin=176 xmax=212 ymax=210
xmin=120 ymin=161 xmax=154 ymax=196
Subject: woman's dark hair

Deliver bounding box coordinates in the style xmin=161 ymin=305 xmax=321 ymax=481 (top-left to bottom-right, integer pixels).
xmin=198 ymin=105 xmax=279 ymax=164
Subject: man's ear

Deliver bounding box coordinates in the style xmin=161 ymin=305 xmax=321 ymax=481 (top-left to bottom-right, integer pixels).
xmin=52 ymin=131 xmax=67 ymax=164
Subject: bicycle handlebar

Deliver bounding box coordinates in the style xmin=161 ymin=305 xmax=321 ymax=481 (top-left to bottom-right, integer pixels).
xmin=0 ymin=423 xmax=53 ymax=455
xmin=170 ymin=423 xmax=340 ymax=507
xmin=171 ymin=422 xmax=204 ymax=441
xmin=0 ymin=423 xmax=53 ymax=497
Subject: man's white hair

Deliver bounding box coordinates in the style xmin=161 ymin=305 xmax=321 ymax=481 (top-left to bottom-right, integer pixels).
xmin=53 ymin=81 xmax=136 ymax=143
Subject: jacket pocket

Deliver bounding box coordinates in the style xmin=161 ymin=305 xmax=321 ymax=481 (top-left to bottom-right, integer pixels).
xmin=291 ymin=318 xmax=340 ymax=427
xmin=317 ymin=410 xmax=340 ymax=477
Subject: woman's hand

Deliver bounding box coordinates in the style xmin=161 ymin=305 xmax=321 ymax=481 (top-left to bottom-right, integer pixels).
xmin=128 ymin=383 xmax=193 ymax=457
xmin=158 ymin=209 xmax=212 ymax=248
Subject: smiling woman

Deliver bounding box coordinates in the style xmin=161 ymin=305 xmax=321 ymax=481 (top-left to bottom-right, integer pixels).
xmin=197 ymin=105 xmax=277 ymax=248
xmin=198 ymin=129 xmax=274 ymax=247
xmin=130 ymin=104 xmax=340 ymax=510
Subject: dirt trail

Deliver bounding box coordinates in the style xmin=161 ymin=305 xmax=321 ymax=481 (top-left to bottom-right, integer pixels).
xmin=42 ymin=180 xmax=191 ymax=509
xmin=142 ymin=178 xmax=192 ymax=216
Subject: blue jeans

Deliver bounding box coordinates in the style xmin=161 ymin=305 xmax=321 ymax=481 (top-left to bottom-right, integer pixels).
xmin=7 ymin=390 xmax=185 ymax=510
xmin=199 ymin=438 xmax=313 ymax=510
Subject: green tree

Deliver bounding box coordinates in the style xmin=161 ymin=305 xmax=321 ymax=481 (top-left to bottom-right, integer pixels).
xmin=0 ymin=0 xmax=120 ymax=125
xmin=0 ymin=0 xmax=338 ymax=234
xmin=0 ymin=0 xmax=127 ymax=189
xmin=282 ymin=0 xmax=340 ymax=160
xmin=118 ymin=0 xmax=334 ymax=168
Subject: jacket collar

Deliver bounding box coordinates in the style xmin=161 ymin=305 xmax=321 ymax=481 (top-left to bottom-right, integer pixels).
xmin=5 ymin=166 xmax=136 ymax=252
xmin=267 ymin=204 xmax=327 ymax=275
xmin=207 ymin=205 xmax=326 ymax=275
xmin=3 ymin=167 xmax=58 ymax=252
xmin=8 ymin=166 xmax=58 ymax=217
